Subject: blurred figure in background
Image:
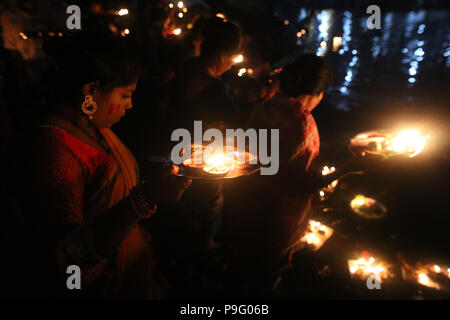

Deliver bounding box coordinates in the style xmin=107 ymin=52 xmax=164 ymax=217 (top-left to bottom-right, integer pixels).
xmin=144 ymin=17 xmax=243 ymax=296
xmin=223 ymin=54 xmax=334 ymax=297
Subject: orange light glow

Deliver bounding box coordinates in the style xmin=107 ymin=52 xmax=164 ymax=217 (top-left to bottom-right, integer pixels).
xmin=391 ymin=129 xmax=426 ymax=158
xmin=203 ymin=153 xmax=236 ymax=175
xmin=332 ymin=36 xmax=342 ymax=51
xmin=348 ymin=253 xmax=391 ymax=282
xmin=301 ymin=220 xmax=333 ymax=251
xmin=238 ymin=68 xmax=247 ymax=77
xmin=117 ymin=8 xmax=128 ymax=16
xmin=233 ymin=54 xmax=244 ymax=64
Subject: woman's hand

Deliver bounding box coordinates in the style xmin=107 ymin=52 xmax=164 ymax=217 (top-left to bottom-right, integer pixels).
xmin=141 ymin=160 xmax=192 ymax=206
xmin=345 ymin=152 xmax=385 ymax=174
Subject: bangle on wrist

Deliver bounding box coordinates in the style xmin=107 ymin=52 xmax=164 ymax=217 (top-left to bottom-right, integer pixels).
xmin=130 ymin=183 xmax=157 ymax=219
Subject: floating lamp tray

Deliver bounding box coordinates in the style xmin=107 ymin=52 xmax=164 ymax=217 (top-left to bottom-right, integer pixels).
xmin=349 ymin=129 xmax=426 ymax=159
xmin=173 ymin=144 xmax=261 ymax=180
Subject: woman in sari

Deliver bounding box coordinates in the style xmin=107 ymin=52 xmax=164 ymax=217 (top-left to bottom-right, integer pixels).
xmin=20 ymin=33 xmax=190 ymax=298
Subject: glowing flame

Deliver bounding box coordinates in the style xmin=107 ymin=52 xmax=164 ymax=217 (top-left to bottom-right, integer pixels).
xmin=301 ymin=220 xmax=333 ymax=251
xmin=351 ymin=195 xmax=367 ymax=208
xmin=178 ymin=12 xmax=184 ymax=18
xmin=238 ymin=68 xmax=247 ymax=77
xmin=321 ymin=165 xmax=336 ymax=176
xmin=117 ymin=8 xmax=128 ymax=16
xmin=391 ymin=129 xmax=426 ymax=158
xmin=173 ymin=28 xmax=182 ymax=36
xmin=332 ymin=36 xmax=342 ymax=52
xmin=177 ymin=1 xmax=184 ymax=9
xmin=233 ymin=54 xmax=244 ymax=64
xmin=319 ymin=165 xmax=338 ymax=197
xmin=169 ymin=3 xmax=174 ymax=8
xmin=284 ymin=19 xmax=289 ymax=25
xmin=203 ymin=153 xmax=236 ymax=175
xmin=417 ymin=272 xmax=440 ymax=290
xmin=348 ymin=254 xmax=390 ymax=281
xmin=121 ymin=28 xmax=130 ymax=37
xmin=320 ymin=40 xmax=327 ymax=48
xmin=216 ymin=13 xmax=226 ymax=19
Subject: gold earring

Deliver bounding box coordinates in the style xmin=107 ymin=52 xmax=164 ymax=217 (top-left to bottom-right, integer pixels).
xmin=81 ymin=95 xmax=97 ymax=120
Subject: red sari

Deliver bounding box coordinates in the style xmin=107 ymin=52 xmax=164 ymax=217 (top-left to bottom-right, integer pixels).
xmin=24 ymin=126 xmax=168 ymax=298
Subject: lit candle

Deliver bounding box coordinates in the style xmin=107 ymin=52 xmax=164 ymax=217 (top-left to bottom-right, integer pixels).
xmin=348 ymin=253 xmax=390 ymax=282
xmin=350 ymin=129 xmax=427 ymax=158
xmin=117 ymin=8 xmax=128 ymax=16
xmin=301 ymin=220 xmax=333 ymax=251
xmin=238 ymin=68 xmax=247 ymax=77
xmin=332 ymin=36 xmax=342 ymax=52
xmin=203 ymin=153 xmax=236 ymax=175
xmin=391 ymin=129 xmax=426 ymax=158
xmin=233 ymin=54 xmax=244 ymax=64
xmin=417 ymin=272 xmax=440 ymax=290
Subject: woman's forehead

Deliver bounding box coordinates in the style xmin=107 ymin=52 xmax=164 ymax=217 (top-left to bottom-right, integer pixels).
xmin=117 ymin=83 xmax=137 ymax=91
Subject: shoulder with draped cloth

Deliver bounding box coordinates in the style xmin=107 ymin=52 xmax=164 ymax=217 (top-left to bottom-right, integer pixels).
xmin=23 ymin=124 xmax=169 ymax=298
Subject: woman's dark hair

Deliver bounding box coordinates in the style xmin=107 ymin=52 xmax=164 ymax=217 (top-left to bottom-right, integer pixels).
xmin=279 ymin=54 xmax=333 ymax=97
xmin=43 ymin=31 xmax=142 ymax=107
xmin=200 ymin=17 xmax=242 ymax=60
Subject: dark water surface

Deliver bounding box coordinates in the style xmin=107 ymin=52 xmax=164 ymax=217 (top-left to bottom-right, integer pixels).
xmin=265 ymin=7 xmax=450 ymax=299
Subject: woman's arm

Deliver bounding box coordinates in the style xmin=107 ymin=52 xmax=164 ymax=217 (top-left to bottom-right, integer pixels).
xmin=33 ymin=143 xmax=144 ymax=272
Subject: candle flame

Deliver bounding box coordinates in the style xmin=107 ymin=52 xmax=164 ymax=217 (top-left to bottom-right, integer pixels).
xmin=351 ymin=195 xmax=367 ymax=208
xmin=233 ymin=54 xmax=244 ymax=64
xmin=391 ymin=129 xmax=426 ymax=158
xmin=117 ymin=8 xmax=128 ymax=16
xmin=332 ymin=36 xmax=342 ymax=52
xmin=238 ymin=68 xmax=247 ymax=77
xmin=348 ymin=254 xmax=390 ymax=281
xmin=203 ymin=153 xmax=236 ymax=175
xmin=417 ymin=272 xmax=440 ymax=290
xmin=301 ymin=220 xmax=333 ymax=251
xmin=321 ymin=165 xmax=336 ymax=176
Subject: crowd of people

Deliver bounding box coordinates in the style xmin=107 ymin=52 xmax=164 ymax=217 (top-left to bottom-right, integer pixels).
xmin=0 ymin=0 xmax=376 ymax=299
